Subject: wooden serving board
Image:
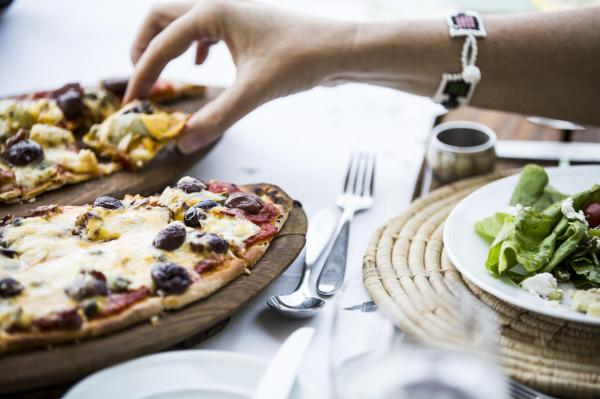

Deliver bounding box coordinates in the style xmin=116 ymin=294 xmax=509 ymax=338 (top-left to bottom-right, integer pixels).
xmin=0 ymin=86 xmax=224 ymax=217
xmin=0 ymin=204 xmax=307 ymax=394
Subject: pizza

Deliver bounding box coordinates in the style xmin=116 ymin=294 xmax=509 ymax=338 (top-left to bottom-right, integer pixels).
xmin=0 ymin=79 xmax=206 ymax=203
xmin=0 ymin=125 xmax=120 ymax=203
xmin=82 ymin=100 xmax=189 ymax=169
xmin=0 ymin=176 xmax=291 ymax=352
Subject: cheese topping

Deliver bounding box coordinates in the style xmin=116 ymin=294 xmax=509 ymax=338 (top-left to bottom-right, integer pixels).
xmin=0 ymin=180 xmax=278 ymax=332
xmin=201 ymin=213 xmax=260 ymax=248
xmin=158 ymin=186 xmax=224 ymax=218
xmin=13 ymin=163 xmax=58 ymax=189
xmin=520 ymin=273 xmax=563 ymax=300
xmin=561 ymin=197 xmax=588 ymax=225
xmin=30 ymin=124 xmax=75 ymax=146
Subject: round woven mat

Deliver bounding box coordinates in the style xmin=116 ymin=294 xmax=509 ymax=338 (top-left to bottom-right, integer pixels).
xmin=363 ymin=170 xmax=600 ymax=399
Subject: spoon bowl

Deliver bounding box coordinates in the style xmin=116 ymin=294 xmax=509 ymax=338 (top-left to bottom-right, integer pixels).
xmin=267 ymin=293 xmax=326 ymax=319
xmin=267 ymin=209 xmax=335 ymax=319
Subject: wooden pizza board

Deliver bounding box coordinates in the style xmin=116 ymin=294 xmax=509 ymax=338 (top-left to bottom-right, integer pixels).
xmin=0 ymin=86 xmax=224 ymax=218
xmin=0 ymin=204 xmax=307 ymax=394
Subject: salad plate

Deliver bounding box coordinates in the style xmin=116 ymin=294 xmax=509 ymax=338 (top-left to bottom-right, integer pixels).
xmin=444 ymin=165 xmax=600 ymax=325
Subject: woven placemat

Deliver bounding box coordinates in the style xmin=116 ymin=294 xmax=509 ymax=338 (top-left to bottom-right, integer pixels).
xmin=363 ymin=170 xmax=600 ymax=399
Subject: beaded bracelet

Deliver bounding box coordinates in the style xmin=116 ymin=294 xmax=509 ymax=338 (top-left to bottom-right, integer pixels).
xmin=433 ymin=11 xmax=486 ymax=109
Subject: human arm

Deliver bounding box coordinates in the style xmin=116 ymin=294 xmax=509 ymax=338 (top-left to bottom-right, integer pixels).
xmin=124 ymin=1 xmax=600 ymax=153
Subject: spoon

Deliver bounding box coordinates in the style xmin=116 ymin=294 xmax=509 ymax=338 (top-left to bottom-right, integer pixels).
xmin=267 ymin=209 xmax=336 ymax=318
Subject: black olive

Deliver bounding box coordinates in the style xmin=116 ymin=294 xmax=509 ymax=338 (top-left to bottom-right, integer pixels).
xmin=123 ymin=101 xmax=154 ymax=115
xmin=0 ymin=277 xmax=23 ymax=298
xmin=65 ymin=273 xmax=108 ymax=301
xmin=153 ymin=222 xmax=186 ymax=251
xmin=151 ymin=262 xmax=191 ymax=295
xmin=195 ymin=200 xmax=218 ymax=210
xmin=93 ymin=195 xmax=124 ymax=210
xmin=101 ymin=78 xmax=129 ymax=97
xmin=224 ymin=192 xmax=264 ymax=215
xmin=81 ymin=299 xmax=99 ymax=317
xmin=0 ymin=247 xmax=17 ymax=258
xmin=189 ymin=232 xmax=229 ymax=254
xmin=183 ymin=206 xmax=207 ymax=228
xmin=57 ymin=89 xmax=85 ymax=120
xmin=176 ymin=177 xmax=207 ymax=194
xmin=2 ymin=140 xmax=44 ymax=166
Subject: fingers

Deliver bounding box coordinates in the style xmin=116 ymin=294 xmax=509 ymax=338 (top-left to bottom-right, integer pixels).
xmin=176 ymin=78 xmax=263 ymax=154
xmin=195 ymin=39 xmax=217 ymax=65
xmin=125 ymin=11 xmax=211 ymax=103
xmin=131 ymin=12 xmax=165 ymax=65
xmin=130 ymin=2 xmax=195 ymax=65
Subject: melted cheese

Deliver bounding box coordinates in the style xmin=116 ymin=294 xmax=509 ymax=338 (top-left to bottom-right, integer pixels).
xmin=30 ymin=124 xmax=75 ymax=146
xmin=201 ymin=213 xmax=260 ymax=248
xmin=44 ymin=147 xmax=99 ymax=174
xmin=13 ymin=162 xmax=58 ymax=189
xmin=0 ymin=185 xmax=269 ymax=328
xmin=158 ymin=186 xmax=224 ymax=218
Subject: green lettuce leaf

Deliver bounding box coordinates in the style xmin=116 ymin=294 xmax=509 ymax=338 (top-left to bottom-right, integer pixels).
xmin=509 ymin=164 xmax=549 ymax=208
xmin=474 ymin=212 xmax=512 ymax=242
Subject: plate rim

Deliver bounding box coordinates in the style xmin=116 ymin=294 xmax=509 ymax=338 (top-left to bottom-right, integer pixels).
xmin=63 ymin=349 xmax=321 ymax=399
xmin=443 ymin=165 xmax=600 ymax=325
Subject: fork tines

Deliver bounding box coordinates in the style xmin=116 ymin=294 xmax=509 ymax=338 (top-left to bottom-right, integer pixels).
xmin=343 ymin=152 xmax=376 ymax=197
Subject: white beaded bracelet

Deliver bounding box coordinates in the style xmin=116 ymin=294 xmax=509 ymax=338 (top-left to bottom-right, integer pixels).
xmin=433 ymin=11 xmax=487 ymax=108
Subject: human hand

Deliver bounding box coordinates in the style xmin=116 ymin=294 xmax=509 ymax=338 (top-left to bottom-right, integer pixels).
xmin=125 ymin=0 xmax=357 ymax=153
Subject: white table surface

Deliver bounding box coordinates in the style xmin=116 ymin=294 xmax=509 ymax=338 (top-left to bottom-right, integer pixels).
xmin=0 ymin=0 xmax=453 ymax=395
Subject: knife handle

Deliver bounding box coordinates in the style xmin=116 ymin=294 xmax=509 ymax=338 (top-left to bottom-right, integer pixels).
xmin=316 ymin=212 xmax=352 ymax=296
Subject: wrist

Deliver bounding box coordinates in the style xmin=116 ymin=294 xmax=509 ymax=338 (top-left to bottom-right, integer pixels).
xmin=324 ymin=20 xmax=463 ymax=96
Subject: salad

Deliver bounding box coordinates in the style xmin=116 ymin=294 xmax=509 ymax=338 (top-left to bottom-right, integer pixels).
xmin=474 ymin=165 xmax=600 ymax=315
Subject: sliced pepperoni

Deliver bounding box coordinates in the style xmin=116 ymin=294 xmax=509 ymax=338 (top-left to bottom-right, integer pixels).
xmin=225 ymin=202 xmax=278 ymax=224
xmin=100 ymin=287 xmax=151 ymax=317
xmin=194 ymin=258 xmax=223 ymax=274
xmin=246 ymin=222 xmax=279 ymax=245
xmin=33 ymin=308 xmax=83 ymax=332
xmin=207 ymin=180 xmax=241 ymax=194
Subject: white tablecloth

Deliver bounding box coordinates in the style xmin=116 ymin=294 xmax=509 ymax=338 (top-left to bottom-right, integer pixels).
xmin=0 ymin=0 xmax=448 ymax=393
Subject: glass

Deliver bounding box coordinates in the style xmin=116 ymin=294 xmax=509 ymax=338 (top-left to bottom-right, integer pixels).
xmin=330 ymin=278 xmax=508 ymax=399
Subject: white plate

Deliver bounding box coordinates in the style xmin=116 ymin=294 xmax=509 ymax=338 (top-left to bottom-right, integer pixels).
xmin=63 ymin=350 xmax=324 ymax=399
xmin=444 ymin=166 xmax=600 ymax=325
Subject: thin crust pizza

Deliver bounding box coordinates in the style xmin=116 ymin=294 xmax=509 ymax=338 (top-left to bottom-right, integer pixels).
xmin=0 ymin=176 xmax=291 ymax=353
xmin=0 ymin=125 xmax=120 ymax=203
xmin=0 ymin=79 xmax=206 ymax=203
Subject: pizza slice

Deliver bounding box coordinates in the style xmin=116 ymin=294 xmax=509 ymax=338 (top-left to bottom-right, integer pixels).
xmin=2 ymin=83 xmax=122 ymax=136
xmin=0 ymin=125 xmax=120 ymax=203
xmin=82 ymin=100 xmax=189 ymax=169
xmin=0 ymin=177 xmax=291 ymax=352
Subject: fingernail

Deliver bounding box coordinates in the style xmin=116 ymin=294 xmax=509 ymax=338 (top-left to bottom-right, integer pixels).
xmin=177 ymin=136 xmax=204 ymax=155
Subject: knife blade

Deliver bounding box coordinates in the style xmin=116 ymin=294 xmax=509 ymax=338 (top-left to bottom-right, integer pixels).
xmin=251 ymin=327 xmax=315 ymax=399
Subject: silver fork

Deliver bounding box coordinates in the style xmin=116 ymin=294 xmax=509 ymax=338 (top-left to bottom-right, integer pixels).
xmin=508 ymin=379 xmax=555 ymax=399
xmin=316 ymin=152 xmax=376 ymax=296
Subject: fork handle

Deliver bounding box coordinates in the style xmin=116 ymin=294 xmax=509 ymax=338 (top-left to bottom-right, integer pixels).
xmin=316 ymin=211 xmax=353 ymax=296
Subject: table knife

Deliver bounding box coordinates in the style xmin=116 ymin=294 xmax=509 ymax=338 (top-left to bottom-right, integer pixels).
xmin=251 ymin=327 xmax=315 ymax=399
